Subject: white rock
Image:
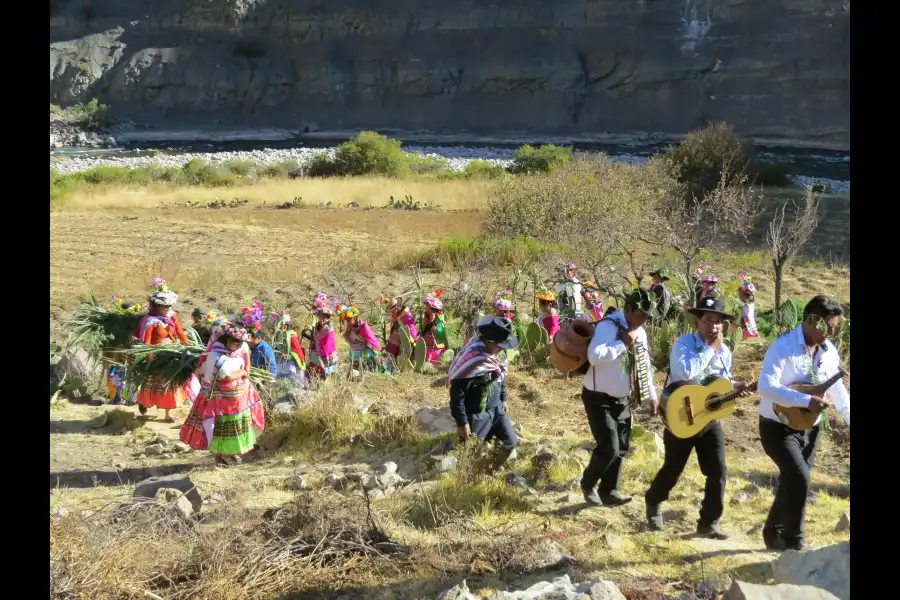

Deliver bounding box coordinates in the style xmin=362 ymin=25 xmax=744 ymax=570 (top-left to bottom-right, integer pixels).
xmin=416 ymin=407 xmax=458 ymax=435
xmin=723 ymin=580 xmax=840 ymax=600
xmin=382 ymin=461 xmax=399 ymax=475
xmin=144 ymin=444 xmax=165 ymax=456
xmin=483 ymin=574 xmax=626 ymax=600
xmin=437 ymin=579 xmax=478 ymax=600
xmin=834 ymin=512 xmax=850 ymax=532
xmin=772 ymin=542 xmax=849 ymax=600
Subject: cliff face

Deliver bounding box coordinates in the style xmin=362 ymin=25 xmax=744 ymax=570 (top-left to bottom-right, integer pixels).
xmin=49 ymin=0 xmax=850 ymax=149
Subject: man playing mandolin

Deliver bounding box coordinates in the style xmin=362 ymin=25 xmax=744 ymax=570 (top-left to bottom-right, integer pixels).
xmin=758 ymin=295 xmax=850 ymax=551
xmin=645 ymin=293 xmax=753 ymax=539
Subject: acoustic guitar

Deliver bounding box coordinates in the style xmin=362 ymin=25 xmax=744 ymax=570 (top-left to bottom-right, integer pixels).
xmin=660 ymin=376 xmax=758 ymax=439
xmin=774 ymin=368 xmax=846 ymax=431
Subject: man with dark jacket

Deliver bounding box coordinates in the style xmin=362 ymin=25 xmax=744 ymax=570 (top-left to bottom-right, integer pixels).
xmin=449 ymin=315 xmax=519 ymax=468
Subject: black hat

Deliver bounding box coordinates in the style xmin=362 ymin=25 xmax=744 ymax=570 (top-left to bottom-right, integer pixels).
xmin=476 ymin=315 xmax=519 ymax=350
xmin=191 ymin=308 xmax=205 ymax=318
xmin=649 ymin=268 xmax=670 ymax=282
xmin=624 ymin=288 xmax=663 ymax=319
xmin=688 ymin=293 xmax=735 ymax=321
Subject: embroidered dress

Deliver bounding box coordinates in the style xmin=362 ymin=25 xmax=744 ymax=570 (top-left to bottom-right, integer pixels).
xmin=275 ymin=328 xmax=307 ymax=386
xmin=422 ymin=314 xmax=450 ymax=362
xmin=386 ymin=309 xmax=419 ymax=357
xmin=741 ymin=302 xmax=760 ymax=339
xmin=347 ymin=319 xmax=381 ymax=362
xmin=309 ymin=323 xmax=339 ymax=376
xmin=134 ymin=312 xmax=195 ymax=410
xmin=106 ymin=366 xmax=128 ymax=405
xmin=537 ymin=311 xmax=561 ymax=339
xmin=180 ymin=342 xmax=265 ymax=455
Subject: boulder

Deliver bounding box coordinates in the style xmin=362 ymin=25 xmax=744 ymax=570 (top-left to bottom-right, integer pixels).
xmin=143 ymin=443 xmax=165 ymax=456
xmin=156 ymin=488 xmax=196 ymax=523
xmin=437 ymin=579 xmax=478 ymax=600
xmin=133 ymin=474 xmax=203 ymax=513
xmin=772 ymin=542 xmax=849 ymax=600
xmin=525 ymin=539 xmax=576 ymax=570
xmin=483 ymin=574 xmax=625 ymax=600
xmin=416 ymin=407 xmax=458 ymax=435
xmin=834 ymin=512 xmax=850 ymax=532
xmin=723 ymin=580 xmax=840 ymax=600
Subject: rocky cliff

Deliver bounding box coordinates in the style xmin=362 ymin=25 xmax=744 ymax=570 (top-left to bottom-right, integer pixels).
xmin=49 ymin=0 xmax=850 ymax=149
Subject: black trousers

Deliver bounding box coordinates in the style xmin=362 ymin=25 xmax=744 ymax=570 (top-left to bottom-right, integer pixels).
xmin=581 ymin=388 xmax=632 ymax=495
xmin=469 ymin=405 xmax=518 ymax=464
xmin=759 ymin=417 xmax=821 ymax=545
xmin=645 ymin=421 xmax=727 ymax=525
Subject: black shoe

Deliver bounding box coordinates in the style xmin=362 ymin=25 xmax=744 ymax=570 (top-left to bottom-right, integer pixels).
xmin=785 ymin=539 xmax=806 ymax=551
xmin=582 ymin=485 xmax=603 ymax=506
xmin=697 ymin=521 xmax=729 ymax=540
xmin=138 ymin=404 xmax=147 ymax=415
xmin=763 ymin=532 xmax=787 ymax=551
xmin=599 ymin=491 xmax=633 ymax=506
xmin=646 ymin=502 xmax=664 ymax=531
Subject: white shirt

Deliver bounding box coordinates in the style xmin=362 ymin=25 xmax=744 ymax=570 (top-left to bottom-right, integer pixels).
xmin=583 ymin=310 xmax=657 ymax=402
xmin=758 ymin=326 xmax=850 ymax=426
xmin=670 ymin=332 xmax=733 ymax=384
xmin=556 ymin=279 xmax=584 ymax=312
xmin=742 ymin=302 xmax=758 ymax=334
xmin=201 ymin=347 xmax=248 ymax=383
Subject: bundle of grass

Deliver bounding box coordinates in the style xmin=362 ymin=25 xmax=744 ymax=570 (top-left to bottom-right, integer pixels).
xmin=123 ymin=343 xmax=274 ymax=392
xmin=69 ymin=296 xmax=145 ymax=357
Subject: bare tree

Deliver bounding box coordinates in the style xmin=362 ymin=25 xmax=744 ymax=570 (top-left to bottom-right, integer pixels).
xmin=642 ymin=161 xmax=763 ymax=304
xmin=766 ymin=187 xmax=822 ymax=310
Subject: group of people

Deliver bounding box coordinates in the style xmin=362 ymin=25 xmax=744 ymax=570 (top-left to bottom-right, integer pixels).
xmin=108 ymin=264 xmax=846 ymax=550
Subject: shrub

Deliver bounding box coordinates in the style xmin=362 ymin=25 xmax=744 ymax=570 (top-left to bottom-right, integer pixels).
xmin=755 ymin=161 xmax=795 ymax=187
xmin=664 ymin=122 xmax=753 ymax=198
xmin=398 ymin=234 xmax=566 ymax=271
xmin=406 ymin=154 xmax=450 ymax=175
xmin=260 ymin=160 xmax=301 ymax=179
xmin=181 ymin=159 xmax=237 ymax=187
xmin=221 ymin=159 xmax=256 ymax=177
xmin=461 ymin=160 xmax=507 ymax=179
xmin=309 ymin=131 xmax=411 ymax=177
xmin=508 ymin=144 xmax=571 ymax=175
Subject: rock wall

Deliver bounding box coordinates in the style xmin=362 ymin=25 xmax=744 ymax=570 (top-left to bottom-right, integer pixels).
xmin=49 ymin=0 xmax=850 ymax=149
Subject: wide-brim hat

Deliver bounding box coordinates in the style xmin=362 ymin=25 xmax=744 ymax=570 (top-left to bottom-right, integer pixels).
xmin=476 ymin=315 xmax=519 ymax=350
xmin=649 ymin=269 xmax=670 ymax=282
xmin=688 ymin=294 xmax=735 ymax=321
xmin=625 ymin=288 xmax=662 ymax=319
xmin=149 ymin=291 xmax=178 ymax=307
xmin=386 ymin=297 xmax=403 ymax=311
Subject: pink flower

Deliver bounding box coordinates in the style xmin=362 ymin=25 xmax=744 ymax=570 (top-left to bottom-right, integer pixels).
xmin=254 ymin=322 xmax=262 ymax=330
xmin=151 ymin=277 xmax=166 ymax=286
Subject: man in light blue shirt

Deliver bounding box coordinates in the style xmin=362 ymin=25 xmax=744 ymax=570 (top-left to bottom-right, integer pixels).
xmin=645 ymin=293 xmax=752 ymax=539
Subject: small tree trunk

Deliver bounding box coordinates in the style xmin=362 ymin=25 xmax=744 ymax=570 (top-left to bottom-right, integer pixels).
xmin=773 ymin=260 xmax=784 ymax=315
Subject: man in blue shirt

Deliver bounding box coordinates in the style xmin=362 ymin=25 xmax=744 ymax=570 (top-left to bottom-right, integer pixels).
xmin=249 ymin=331 xmax=277 ymax=377
xmin=644 ymin=293 xmax=752 ymax=539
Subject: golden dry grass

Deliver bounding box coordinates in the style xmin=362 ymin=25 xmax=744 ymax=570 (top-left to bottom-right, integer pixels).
xmin=57 ymin=176 xmax=500 ymax=211
xmin=50 ymin=175 xmax=850 ymax=599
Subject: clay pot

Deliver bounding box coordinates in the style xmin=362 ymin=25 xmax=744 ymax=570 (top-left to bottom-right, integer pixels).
xmin=553 ymin=320 xmax=595 ymax=358
xmin=549 ymin=339 xmax=584 ymax=373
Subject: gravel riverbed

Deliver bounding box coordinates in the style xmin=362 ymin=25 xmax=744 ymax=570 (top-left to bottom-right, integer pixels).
xmin=49 ymin=145 xmax=850 ymax=194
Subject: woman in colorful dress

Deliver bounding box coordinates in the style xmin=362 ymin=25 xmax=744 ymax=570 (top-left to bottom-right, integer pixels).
xmin=134 ymin=278 xmax=194 ymax=422
xmin=385 ymin=297 xmax=419 ymax=358
xmin=340 ymin=304 xmax=382 ymax=372
xmin=269 ymin=312 xmax=308 ymax=388
xmin=738 ymin=273 xmax=760 ymax=340
xmin=535 ymin=288 xmax=561 ymax=338
xmin=308 ymin=294 xmax=339 ymax=379
xmin=421 ymin=291 xmax=451 ymax=364
xmin=180 ymin=322 xmax=265 ymax=466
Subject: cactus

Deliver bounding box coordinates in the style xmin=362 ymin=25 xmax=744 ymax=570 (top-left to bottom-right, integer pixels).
xmin=524 ymin=322 xmax=544 ymax=351
xmin=502 ymin=348 xmax=519 ymax=364
xmin=398 ymin=325 xmax=414 ymax=371
xmin=540 ymin=324 xmax=550 ymax=345
xmin=440 ymin=349 xmax=455 ymax=365
xmin=414 ymin=337 xmax=427 ymax=372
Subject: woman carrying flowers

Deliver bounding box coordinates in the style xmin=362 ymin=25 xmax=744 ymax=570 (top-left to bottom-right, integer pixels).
xmin=308 ymin=293 xmax=339 ymax=379
xmin=492 ymin=289 xmax=516 ymax=320
xmin=134 ymin=278 xmax=194 ymax=422
xmin=385 ymin=296 xmax=419 ymax=358
xmin=269 ymin=312 xmax=307 ymax=388
xmin=180 ymin=322 xmax=265 ymax=466
xmin=535 ymin=288 xmax=561 ymax=338
xmin=340 ymin=304 xmax=382 ymax=372
xmin=421 ymin=290 xmax=451 ymax=363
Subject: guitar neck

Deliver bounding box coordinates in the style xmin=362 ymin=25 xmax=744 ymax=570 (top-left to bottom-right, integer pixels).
xmin=708 ymin=381 xmax=758 ymax=407
xmin=811 ymin=370 xmax=845 ymax=395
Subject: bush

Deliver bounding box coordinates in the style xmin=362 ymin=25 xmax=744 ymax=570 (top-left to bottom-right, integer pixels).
xmin=399 ymin=234 xmax=566 ymax=271
xmin=406 ymin=154 xmax=450 ymax=175
xmin=508 ymin=144 xmax=571 ymax=175
xmin=309 ymin=131 xmax=411 ymax=177
xmin=61 ymin=98 xmax=111 ymax=129
xmin=461 ymin=160 xmax=507 ymax=179
xmin=755 ymin=161 xmax=795 ymax=187
xmin=181 ymin=159 xmax=237 ymax=187
xmin=221 ymin=159 xmax=256 ymax=177
xmin=664 ymin=122 xmax=753 ymax=198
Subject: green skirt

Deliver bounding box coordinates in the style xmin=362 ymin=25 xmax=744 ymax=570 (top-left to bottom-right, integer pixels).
xmin=208 ymin=409 xmax=260 ymax=456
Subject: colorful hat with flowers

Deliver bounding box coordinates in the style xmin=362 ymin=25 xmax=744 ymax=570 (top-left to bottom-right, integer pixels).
xmin=312 ymin=292 xmax=334 ymax=315
xmin=147 ymin=277 xmax=178 ymax=306
xmin=239 ymin=300 xmax=265 ymax=333
xmin=535 ymin=287 xmax=556 ymax=302
xmin=337 ymin=304 xmax=361 ymax=320
xmin=112 ymin=295 xmax=142 ymax=314
xmin=219 ymin=322 xmax=251 ymax=343
xmin=694 ymin=263 xmax=718 ymax=284
xmin=493 ymin=289 xmax=515 ymax=311
xmin=204 ymin=311 xmax=225 ymax=328
xmin=738 ymin=272 xmax=756 ymax=294
xmin=423 ymin=290 xmax=445 ymax=311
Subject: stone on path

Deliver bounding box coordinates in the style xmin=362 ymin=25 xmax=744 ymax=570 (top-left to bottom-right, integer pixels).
xmin=416 ymin=407 xmax=457 ymax=435
xmin=772 ymin=542 xmax=849 ymax=600
xmin=834 ymin=512 xmax=850 ymax=532
xmin=133 ymin=474 xmax=203 ymax=513
xmin=723 ymin=580 xmax=840 ymax=600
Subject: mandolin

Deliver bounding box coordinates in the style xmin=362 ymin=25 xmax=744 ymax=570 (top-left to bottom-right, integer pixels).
xmin=774 ymin=368 xmax=846 ymax=431
xmin=660 ymin=376 xmax=758 ymax=439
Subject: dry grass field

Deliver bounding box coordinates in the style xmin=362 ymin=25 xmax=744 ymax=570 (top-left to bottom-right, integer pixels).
xmin=49 ymin=176 xmax=850 ymax=599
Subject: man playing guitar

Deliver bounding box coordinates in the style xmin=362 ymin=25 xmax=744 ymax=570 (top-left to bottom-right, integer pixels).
xmin=757 ymin=295 xmax=850 ymax=551
xmin=645 ymin=293 xmax=753 ymax=539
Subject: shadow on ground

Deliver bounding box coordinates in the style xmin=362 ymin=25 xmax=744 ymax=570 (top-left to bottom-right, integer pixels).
xmin=50 ymin=464 xmax=197 ymax=489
